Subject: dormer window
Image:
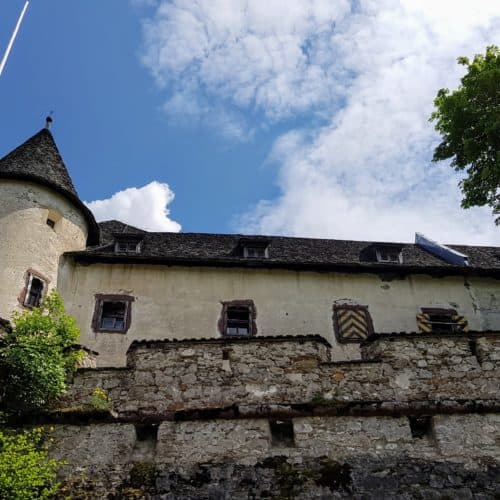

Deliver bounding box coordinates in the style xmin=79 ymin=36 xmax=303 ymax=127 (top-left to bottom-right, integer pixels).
xmin=115 ymin=241 xmax=141 ymax=254
xmin=375 ymin=247 xmax=402 ymax=264
xmin=243 ymin=246 xmax=267 ymax=258
xmin=360 ymin=243 xmax=403 ymax=264
xmin=235 ymin=239 xmax=270 ymax=259
xmin=113 ymin=233 xmax=143 ymax=254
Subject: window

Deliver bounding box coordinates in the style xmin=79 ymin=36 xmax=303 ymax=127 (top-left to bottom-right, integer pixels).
xmin=269 ymin=419 xmax=295 ymax=447
xmin=227 ymin=306 xmax=250 ymax=335
xmin=408 ymin=416 xmax=433 ymax=439
xmin=114 ymin=241 xmax=141 ymax=254
xmin=235 ymin=238 xmax=270 ymax=258
xmin=92 ymin=294 xmax=134 ymax=333
xmin=219 ymin=300 xmax=257 ymax=337
xmin=417 ymin=308 xmax=468 ymax=334
xmin=243 ymin=246 xmax=268 ymax=258
xmin=20 ymin=270 xmax=49 ymax=308
xmin=45 ymin=209 xmax=61 ymax=230
xmin=24 ymin=275 xmax=46 ymax=308
xmin=333 ymin=304 xmax=374 ymax=343
xmin=359 ymin=244 xmax=403 ymax=264
xmin=375 ymin=247 xmax=402 ymax=263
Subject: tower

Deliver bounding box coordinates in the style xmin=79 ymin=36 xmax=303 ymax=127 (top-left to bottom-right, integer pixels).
xmin=0 ymin=124 xmax=99 ymax=320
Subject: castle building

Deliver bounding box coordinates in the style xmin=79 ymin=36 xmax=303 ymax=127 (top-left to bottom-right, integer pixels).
xmin=1 ymin=126 xmax=500 ymax=497
xmin=1 ymin=126 xmax=499 ymax=365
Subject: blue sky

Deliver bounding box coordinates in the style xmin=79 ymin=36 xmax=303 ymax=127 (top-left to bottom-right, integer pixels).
xmin=1 ymin=0 xmax=499 ymax=244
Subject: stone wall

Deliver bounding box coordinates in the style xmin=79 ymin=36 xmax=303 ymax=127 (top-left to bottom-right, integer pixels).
xmin=47 ymin=414 xmax=499 ymax=498
xmin=61 ymin=333 xmax=500 ymax=419
xmin=38 ymin=332 xmax=500 ymax=497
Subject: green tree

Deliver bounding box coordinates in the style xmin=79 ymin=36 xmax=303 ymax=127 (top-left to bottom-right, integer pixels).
xmin=430 ymin=45 xmax=500 ymax=222
xmin=0 ymin=428 xmax=62 ymax=500
xmin=0 ymin=291 xmax=82 ymax=416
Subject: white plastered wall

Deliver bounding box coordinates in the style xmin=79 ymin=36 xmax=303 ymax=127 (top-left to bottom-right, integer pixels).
xmin=0 ymin=179 xmax=88 ymax=320
xmin=57 ymin=260 xmax=496 ymax=367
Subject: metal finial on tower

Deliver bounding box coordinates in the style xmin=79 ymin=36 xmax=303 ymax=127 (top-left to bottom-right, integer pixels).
xmin=45 ymin=115 xmax=53 ymax=130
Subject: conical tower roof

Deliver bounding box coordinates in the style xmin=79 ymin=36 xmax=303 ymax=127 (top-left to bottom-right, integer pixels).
xmin=0 ymin=128 xmax=99 ymax=245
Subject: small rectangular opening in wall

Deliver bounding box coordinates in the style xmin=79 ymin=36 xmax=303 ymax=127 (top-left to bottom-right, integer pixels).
xmin=469 ymin=340 xmax=477 ymax=358
xmin=135 ymin=424 xmax=159 ymax=443
xmin=408 ymin=416 xmax=432 ymax=439
xmin=133 ymin=424 xmax=158 ymax=460
xmin=270 ymin=419 xmax=295 ymax=448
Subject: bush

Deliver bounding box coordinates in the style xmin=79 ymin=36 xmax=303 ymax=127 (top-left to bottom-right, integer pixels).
xmin=88 ymin=387 xmax=112 ymax=412
xmin=0 ymin=291 xmax=82 ymax=416
xmin=0 ymin=428 xmax=62 ymax=500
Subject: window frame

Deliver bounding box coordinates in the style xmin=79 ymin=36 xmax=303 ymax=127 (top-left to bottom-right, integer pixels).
xmin=114 ymin=240 xmax=142 ymax=254
xmin=418 ymin=307 xmax=467 ymax=334
xmin=243 ymin=245 xmax=268 ymax=258
xmin=45 ymin=209 xmax=62 ymax=231
xmin=332 ymin=304 xmax=375 ymax=344
xmin=19 ymin=269 xmax=49 ymax=309
xmin=375 ymin=247 xmax=403 ymax=264
xmin=219 ymin=300 xmax=257 ymax=338
xmin=92 ymin=294 xmax=134 ymax=334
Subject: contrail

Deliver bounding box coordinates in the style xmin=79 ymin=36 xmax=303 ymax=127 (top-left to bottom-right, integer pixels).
xmin=0 ymin=1 xmax=30 ymax=77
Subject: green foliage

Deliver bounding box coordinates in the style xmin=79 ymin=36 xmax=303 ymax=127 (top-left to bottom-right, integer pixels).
xmin=115 ymin=462 xmax=158 ymax=499
xmin=128 ymin=462 xmax=158 ymax=489
xmin=0 ymin=291 xmax=82 ymax=416
xmin=275 ymin=462 xmax=318 ymax=499
xmin=88 ymin=387 xmax=112 ymax=412
xmin=314 ymin=458 xmax=352 ymax=492
xmin=56 ymin=473 xmax=101 ymax=499
xmin=0 ymin=428 xmax=62 ymax=500
xmin=430 ymin=46 xmax=500 ymax=222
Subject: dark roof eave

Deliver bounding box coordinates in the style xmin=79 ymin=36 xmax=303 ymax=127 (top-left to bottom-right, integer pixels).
xmin=64 ymin=251 xmax=500 ymax=278
xmin=0 ymin=172 xmax=99 ymax=245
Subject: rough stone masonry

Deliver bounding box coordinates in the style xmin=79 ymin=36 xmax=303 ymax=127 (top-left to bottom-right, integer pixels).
xmin=31 ymin=332 xmax=500 ymax=498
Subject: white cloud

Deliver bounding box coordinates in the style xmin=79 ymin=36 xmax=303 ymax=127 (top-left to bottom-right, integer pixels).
xmin=141 ymin=0 xmax=500 ymax=244
xmin=162 ymin=91 xmax=253 ymax=141
xmin=141 ymin=0 xmax=352 ymax=121
xmin=86 ymin=181 xmax=181 ymax=232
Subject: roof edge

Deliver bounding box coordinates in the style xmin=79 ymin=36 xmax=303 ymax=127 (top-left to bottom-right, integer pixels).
xmin=64 ymin=251 xmax=500 ymax=278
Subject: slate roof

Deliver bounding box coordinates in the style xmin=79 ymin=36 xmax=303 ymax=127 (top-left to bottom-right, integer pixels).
xmin=0 ymin=129 xmax=99 ymax=245
xmin=67 ymin=220 xmax=500 ymax=277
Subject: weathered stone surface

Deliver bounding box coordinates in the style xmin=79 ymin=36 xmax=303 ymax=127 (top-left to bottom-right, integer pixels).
xmin=40 ymin=334 xmax=500 ymax=497
xmin=48 ymin=414 xmax=500 ymax=498
xmin=61 ymin=334 xmax=500 ymax=418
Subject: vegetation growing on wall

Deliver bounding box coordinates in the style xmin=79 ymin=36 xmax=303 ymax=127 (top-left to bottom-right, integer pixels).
xmin=0 ymin=290 xmax=82 ymax=417
xmin=0 ymin=292 xmax=81 ymax=498
xmin=0 ymin=428 xmax=62 ymax=500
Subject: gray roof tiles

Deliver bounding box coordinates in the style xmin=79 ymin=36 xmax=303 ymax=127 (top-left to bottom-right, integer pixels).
xmin=0 ymin=128 xmax=100 ymax=245
xmin=70 ymin=220 xmax=500 ymax=275
xmin=0 ymin=128 xmax=78 ymax=197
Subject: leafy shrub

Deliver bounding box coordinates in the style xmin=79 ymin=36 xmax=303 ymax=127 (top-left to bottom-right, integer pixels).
xmin=0 ymin=291 xmax=82 ymax=416
xmin=0 ymin=428 xmax=62 ymax=500
xmin=88 ymin=387 xmax=112 ymax=412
